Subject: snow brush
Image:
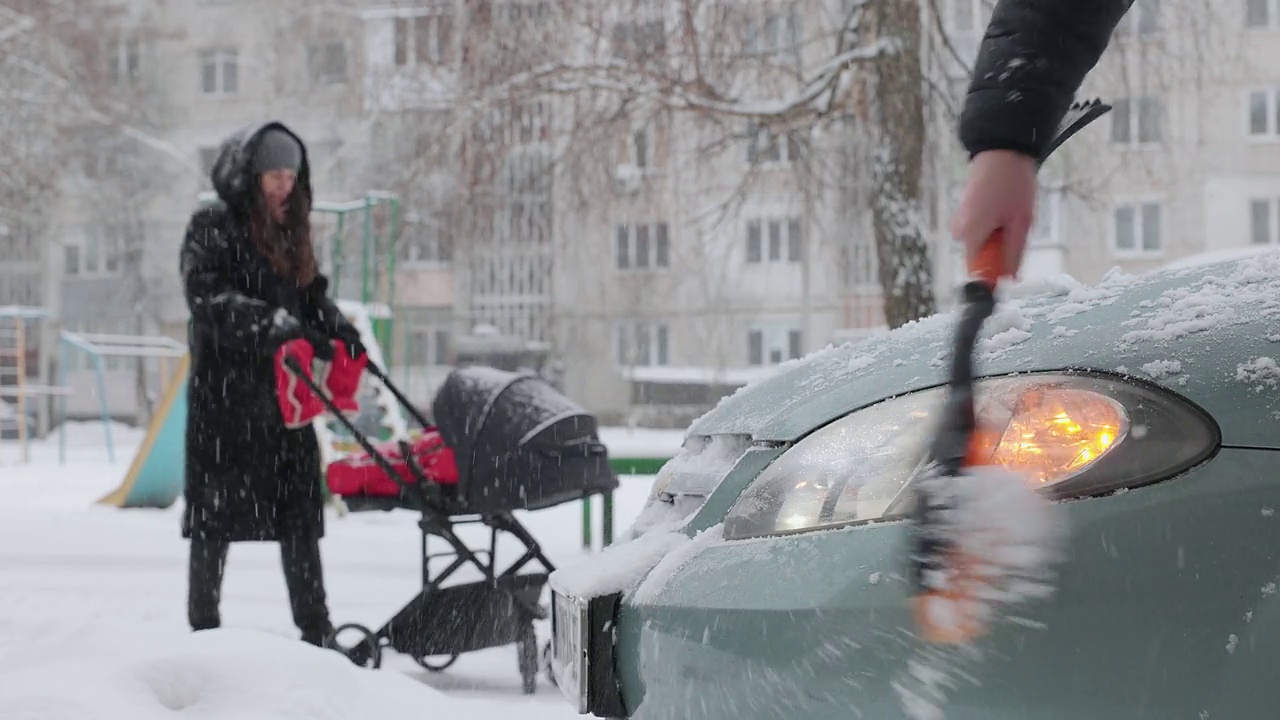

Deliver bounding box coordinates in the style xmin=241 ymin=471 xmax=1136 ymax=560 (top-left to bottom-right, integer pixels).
xmin=909 ymin=98 xmax=1111 ymax=645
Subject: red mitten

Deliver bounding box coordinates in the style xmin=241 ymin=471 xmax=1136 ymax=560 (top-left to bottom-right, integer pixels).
xmin=319 ymin=339 xmax=367 ymax=417
xmin=274 ymin=338 xmax=326 ymax=429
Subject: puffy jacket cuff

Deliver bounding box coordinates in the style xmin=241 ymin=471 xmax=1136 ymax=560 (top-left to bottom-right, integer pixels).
xmin=959 ymin=87 xmax=1071 ymax=163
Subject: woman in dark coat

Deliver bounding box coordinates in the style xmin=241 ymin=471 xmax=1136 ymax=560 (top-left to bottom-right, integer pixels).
xmin=178 ymin=121 xmax=363 ymax=646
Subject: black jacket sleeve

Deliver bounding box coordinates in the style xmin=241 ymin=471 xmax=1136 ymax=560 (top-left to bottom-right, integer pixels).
xmin=180 ymin=208 xmax=280 ymax=357
xmin=958 ymin=0 xmax=1134 ymax=160
xmin=300 ymin=274 xmax=357 ymax=339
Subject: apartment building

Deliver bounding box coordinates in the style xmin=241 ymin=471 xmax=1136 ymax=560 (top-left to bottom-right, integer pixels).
xmin=50 ymin=0 xmax=1265 ymax=427
xmin=357 ymin=0 xmax=884 ymax=424
xmin=51 ymin=0 xmax=385 ymax=420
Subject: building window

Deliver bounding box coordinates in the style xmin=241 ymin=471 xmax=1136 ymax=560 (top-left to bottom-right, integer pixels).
xmin=200 ymin=49 xmax=238 ymax=95
xmin=611 ymin=20 xmax=666 ymax=61
xmin=308 ymin=41 xmax=347 ymax=85
xmin=743 ymin=10 xmax=800 ymax=57
xmin=1114 ymin=0 xmax=1159 ymax=35
xmin=398 ymin=211 xmax=453 ymax=264
xmin=617 ymin=322 xmax=669 ymax=367
xmin=492 ymin=0 xmax=554 ymax=26
xmin=1027 ymin=187 xmax=1062 ymax=247
xmin=106 ymin=37 xmax=141 ymax=85
xmin=839 ymin=238 xmax=877 ymax=289
xmin=615 ymin=221 xmax=670 ymax=270
xmin=394 ymin=7 xmax=455 ymax=67
xmin=1113 ymin=201 xmax=1162 ymax=255
xmin=745 ymin=217 xmax=802 ymax=263
xmin=1247 ymin=88 xmax=1280 ymax=138
xmin=747 ymin=122 xmax=804 ymax=163
xmin=1250 ymin=198 xmax=1280 ymax=245
xmin=407 ymin=327 xmax=450 ymax=366
xmin=1110 ymin=97 xmax=1162 ymax=145
xmin=81 ymin=152 xmax=121 ymax=181
xmin=1247 ymin=0 xmax=1279 ymax=29
xmin=198 ymin=146 xmax=218 ymax=175
xmin=64 ymin=243 xmax=79 ymax=276
xmin=632 ymin=127 xmax=650 ymax=169
xmin=747 ymin=326 xmax=803 ymax=365
xmin=64 ymin=224 xmax=124 ymax=278
xmin=0 ymin=272 xmax=40 ymax=307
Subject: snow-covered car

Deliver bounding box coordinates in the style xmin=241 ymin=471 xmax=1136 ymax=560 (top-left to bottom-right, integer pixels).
xmin=549 ymin=249 xmax=1280 ymax=720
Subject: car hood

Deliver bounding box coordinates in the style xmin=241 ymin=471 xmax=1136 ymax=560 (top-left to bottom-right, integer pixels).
xmin=690 ymin=252 xmax=1280 ymax=448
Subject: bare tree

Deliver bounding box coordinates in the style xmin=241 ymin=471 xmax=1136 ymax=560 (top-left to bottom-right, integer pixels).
xmin=370 ymin=0 xmax=951 ymax=402
xmin=0 ymin=2 xmax=85 ymax=299
xmin=0 ymin=0 xmax=193 ymax=421
xmin=868 ymin=0 xmax=934 ymax=327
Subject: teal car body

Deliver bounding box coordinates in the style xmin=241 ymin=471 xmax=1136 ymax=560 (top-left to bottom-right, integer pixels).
xmin=551 ymin=251 xmax=1280 ymax=720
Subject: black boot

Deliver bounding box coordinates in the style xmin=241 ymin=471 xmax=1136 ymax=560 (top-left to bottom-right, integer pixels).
xmin=281 ymin=535 xmax=334 ymax=647
xmin=189 ymin=536 xmax=230 ymax=632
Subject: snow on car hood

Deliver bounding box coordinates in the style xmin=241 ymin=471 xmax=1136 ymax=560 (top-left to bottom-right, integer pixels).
xmin=689 ymin=251 xmax=1280 ymax=448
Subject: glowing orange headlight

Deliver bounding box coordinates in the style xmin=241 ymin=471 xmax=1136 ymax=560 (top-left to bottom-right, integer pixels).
xmin=976 ymin=388 xmax=1129 ymax=486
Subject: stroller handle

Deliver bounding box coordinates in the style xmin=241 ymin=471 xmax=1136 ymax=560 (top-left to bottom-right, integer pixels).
xmin=283 ymin=355 xmax=426 ymax=503
xmin=360 ymin=360 xmax=436 ymax=431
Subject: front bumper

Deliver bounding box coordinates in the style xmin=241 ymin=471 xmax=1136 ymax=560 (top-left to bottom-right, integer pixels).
xmin=598 ymin=447 xmax=1280 ymax=720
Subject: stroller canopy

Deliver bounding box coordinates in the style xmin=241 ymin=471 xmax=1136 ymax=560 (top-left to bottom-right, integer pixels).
xmin=432 ymin=367 xmax=617 ymax=512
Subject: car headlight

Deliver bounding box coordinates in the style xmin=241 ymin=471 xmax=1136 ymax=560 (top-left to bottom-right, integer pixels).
xmin=722 ymin=372 xmax=1219 ymax=541
xmin=649 ymin=434 xmax=754 ymax=501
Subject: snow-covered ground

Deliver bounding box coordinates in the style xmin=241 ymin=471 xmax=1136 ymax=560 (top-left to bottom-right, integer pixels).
xmin=0 ymin=423 xmax=658 ymax=719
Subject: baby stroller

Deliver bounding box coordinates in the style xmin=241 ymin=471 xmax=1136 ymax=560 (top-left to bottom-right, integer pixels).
xmin=281 ymin=355 xmax=618 ymax=693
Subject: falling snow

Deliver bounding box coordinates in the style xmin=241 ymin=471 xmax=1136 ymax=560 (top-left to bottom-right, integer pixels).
xmin=0 ymin=424 xmax=653 ymax=719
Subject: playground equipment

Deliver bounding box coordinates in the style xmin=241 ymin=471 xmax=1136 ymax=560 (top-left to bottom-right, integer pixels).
xmin=57 ymin=331 xmax=188 ymax=464
xmin=95 ymin=353 xmax=190 ymax=508
xmin=94 ymin=301 xmax=405 ymax=509
xmin=0 ymin=306 xmax=69 ymax=463
xmin=316 ymin=192 xmax=401 ymax=357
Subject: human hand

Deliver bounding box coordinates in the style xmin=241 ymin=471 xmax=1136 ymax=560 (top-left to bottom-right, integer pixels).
xmin=268 ymin=309 xmax=334 ymax=361
xmin=950 ymin=149 xmax=1038 ymax=282
xmin=266 ymin=309 xmax=304 ymax=349
xmin=334 ymin=322 xmax=366 ymax=361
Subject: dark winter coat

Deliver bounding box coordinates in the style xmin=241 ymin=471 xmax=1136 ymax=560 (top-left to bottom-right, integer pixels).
xmin=958 ymin=0 xmax=1134 ymax=159
xmin=179 ymin=121 xmax=347 ymax=543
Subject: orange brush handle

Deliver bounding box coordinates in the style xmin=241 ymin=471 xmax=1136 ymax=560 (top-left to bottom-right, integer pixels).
xmin=970 ymin=228 xmax=1007 ymax=289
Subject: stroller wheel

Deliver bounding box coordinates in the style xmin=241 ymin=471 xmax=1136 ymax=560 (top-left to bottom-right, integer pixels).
xmin=414 ymin=654 xmax=459 ymax=672
xmin=329 ymin=623 xmax=382 ymax=669
xmin=517 ymin=623 xmax=539 ymax=695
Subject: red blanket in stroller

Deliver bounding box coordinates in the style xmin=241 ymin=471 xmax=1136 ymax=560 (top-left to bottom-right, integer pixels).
xmin=326 ymin=429 xmax=460 ymax=498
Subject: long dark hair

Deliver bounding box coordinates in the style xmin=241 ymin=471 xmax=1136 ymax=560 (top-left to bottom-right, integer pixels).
xmin=248 ymin=181 xmax=317 ymax=287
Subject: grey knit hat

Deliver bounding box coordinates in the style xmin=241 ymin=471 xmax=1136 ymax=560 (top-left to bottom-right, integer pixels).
xmin=252 ymin=128 xmax=302 ymax=174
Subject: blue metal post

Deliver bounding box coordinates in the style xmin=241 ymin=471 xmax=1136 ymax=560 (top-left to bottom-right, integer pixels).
xmin=57 ymin=338 xmax=67 ymax=465
xmin=93 ymin=353 xmax=114 ymax=463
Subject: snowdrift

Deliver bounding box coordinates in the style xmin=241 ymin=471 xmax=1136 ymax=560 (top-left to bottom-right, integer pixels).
xmin=0 ymin=625 xmax=569 ymax=720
